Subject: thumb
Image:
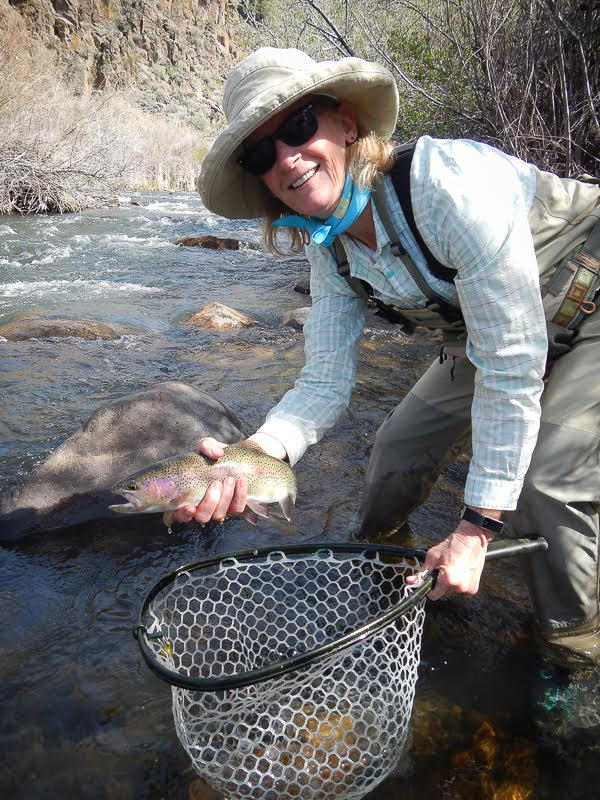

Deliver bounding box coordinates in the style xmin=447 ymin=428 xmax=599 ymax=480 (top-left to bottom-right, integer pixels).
xmin=197 ymin=437 xmax=227 ymax=459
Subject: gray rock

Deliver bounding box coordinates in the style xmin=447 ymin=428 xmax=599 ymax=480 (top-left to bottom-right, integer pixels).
xmin=175 ymin=234 xmax=241 ymax=250
xmin=0 ymin=312 xmax=132 ymax=341
xmin=293 ymin=276 xmax=311 ymax=295
xmin=282 ymin=307 xmax=311 ymax=330
xmin=0 ymin=381 xmax=244 ymax=540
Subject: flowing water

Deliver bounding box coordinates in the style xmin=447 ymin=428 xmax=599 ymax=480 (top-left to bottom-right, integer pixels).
xmin=1 ymin=193 xmax=599 ymax=799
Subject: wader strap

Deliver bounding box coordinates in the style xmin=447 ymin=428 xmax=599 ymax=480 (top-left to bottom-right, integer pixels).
xmin=333 ymin=237 xmax=418 ymax=333
xmin=371 ymin=175 xmax=465 ymax=329
xmin=546 ymin=212 xmax=600 ymax=330
xmin=387 ymin=146 xmax=457 ymax=283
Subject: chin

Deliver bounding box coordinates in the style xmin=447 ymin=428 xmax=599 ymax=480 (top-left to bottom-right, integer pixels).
xmin=293 ymin=196 xmax=335 ymax=220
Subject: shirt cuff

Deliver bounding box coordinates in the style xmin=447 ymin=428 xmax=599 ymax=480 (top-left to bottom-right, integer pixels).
xmin=254 ymin=417 xmax=311 ymax=467
xmin=464 ymin=473 xmax=522 ymax=511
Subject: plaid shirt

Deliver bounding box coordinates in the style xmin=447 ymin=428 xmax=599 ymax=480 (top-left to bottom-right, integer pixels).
xmin=257 ymin=136 xmax=548 ymax=510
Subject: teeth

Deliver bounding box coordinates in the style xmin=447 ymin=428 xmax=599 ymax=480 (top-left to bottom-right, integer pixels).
xmin=292 ymin=168 xmax=316 ymax=189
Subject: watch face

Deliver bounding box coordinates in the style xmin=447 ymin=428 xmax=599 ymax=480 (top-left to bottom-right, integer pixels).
xmin=462 ymin=507 xmax=503 ymax=533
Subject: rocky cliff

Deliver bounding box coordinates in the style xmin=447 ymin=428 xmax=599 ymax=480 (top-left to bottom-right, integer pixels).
xmin=3 ymin=0 xmax=241 ymax=130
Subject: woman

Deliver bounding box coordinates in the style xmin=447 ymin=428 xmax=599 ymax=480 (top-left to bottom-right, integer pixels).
xmin=176 ymin=47 xmax=600 ymax=663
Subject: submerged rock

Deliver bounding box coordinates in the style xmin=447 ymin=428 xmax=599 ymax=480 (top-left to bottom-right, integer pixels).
xmin=0 ymin=312 xmax=131 ymax=341
xmin=186 ymin=302 xmax=254 ymax=329
xmin=176 ymin=235 xmax=241 ymax=250
xmin=0 ymin=382 xmax=244 ymax=540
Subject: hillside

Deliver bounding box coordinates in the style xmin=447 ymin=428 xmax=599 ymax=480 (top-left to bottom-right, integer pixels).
xmin=0 ymin=0 xmax=244 ymax=211
xmin=3 ymin=0 xmax=239 ymax=130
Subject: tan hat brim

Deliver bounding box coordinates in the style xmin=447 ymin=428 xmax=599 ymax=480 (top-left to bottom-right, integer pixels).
xmin=199 ymin=58 xmax=398 ymax=219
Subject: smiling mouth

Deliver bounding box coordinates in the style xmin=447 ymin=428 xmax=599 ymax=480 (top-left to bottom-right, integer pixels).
xmin=291 ymin=167 xmax=317 ymax=189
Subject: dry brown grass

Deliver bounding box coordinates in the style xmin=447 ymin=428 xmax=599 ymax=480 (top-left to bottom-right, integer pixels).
xmin=0 ymin=28 xmax=206 ymax=213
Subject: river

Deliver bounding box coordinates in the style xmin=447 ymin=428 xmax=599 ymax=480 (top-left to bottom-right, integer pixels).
xmin=1 ymin=193 xmax=598 ymax=799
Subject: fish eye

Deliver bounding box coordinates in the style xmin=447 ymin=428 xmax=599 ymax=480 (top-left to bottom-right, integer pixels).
xmin=128 ymin=482 xmax=138 ymax=490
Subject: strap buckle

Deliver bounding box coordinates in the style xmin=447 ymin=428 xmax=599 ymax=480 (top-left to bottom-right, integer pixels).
xmin=580 ymin=299 xmax=596 ymax=315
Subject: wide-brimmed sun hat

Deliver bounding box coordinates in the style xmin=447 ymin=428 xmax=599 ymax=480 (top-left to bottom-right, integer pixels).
xmin=199 ymin=47 xmax=399 ymax=219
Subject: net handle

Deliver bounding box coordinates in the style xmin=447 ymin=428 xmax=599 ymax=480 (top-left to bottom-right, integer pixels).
xmin=134 ymin=536 xmax=547 ymax=692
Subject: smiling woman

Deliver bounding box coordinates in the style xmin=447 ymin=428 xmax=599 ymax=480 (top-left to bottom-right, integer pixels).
xmin=193 ymin=45 xmax=600 ymax=671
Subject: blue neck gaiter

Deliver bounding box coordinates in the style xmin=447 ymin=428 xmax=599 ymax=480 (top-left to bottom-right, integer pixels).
xmin=271 ymin=171 xmax=371 ymax=246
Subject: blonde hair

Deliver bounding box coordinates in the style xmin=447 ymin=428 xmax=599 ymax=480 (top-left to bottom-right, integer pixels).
xmin=262 ymin=131 xmax=395 ymax=255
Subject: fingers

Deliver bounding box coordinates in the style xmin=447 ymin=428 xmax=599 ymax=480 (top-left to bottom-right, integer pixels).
xmin=406 ymin=531 xmax=487 ymax=601
xmin=426 ymin=567 xmax=454 ymax=602
xmin=171 ymin=476 xmax=249 ymax=526
xmin=228 ymin=476 xmax=248 ymax=516
xmin=197 ymin=436 xmax=227 ymax=459
xmin=172 ymin=503 xmax=197 ymax=524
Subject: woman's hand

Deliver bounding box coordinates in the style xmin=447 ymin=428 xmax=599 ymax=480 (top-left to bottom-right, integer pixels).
xmin=172 ymin=437 xmax=247 ymax=524
xmin=405 ymin=518 xmax=492 ymax=600
xmin=172 ymin=433 xmax=288 ymax=525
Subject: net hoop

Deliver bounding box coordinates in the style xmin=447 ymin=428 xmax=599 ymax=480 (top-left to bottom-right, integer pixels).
xmin=134 ymin=542 xmax=429 ymax=692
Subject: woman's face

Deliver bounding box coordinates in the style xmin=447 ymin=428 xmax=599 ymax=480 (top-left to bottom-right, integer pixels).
xmin=245 ymin=99 xmax=358 ymax=220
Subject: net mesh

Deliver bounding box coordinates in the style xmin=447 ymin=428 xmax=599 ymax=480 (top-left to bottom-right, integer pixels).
xmin=143 ymin=548 xmax=426 ymax=800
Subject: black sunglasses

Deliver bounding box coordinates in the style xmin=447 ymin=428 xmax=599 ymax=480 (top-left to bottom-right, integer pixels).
xmin=238 ymin=101 xmax=338 ymax=176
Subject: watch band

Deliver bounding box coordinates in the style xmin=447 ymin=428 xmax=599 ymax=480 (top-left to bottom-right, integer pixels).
xmin=461 ymin=506 xmax=504 ymax=535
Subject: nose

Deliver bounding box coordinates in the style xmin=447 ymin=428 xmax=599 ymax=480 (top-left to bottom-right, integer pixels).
xmin=274 ymin=139 xmax=301 ymax=169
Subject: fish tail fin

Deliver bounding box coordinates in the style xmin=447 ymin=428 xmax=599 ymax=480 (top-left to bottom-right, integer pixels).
xmin=246 ymin=499 xmax=269 ymax=519
xmin=279 ymin=494 xmax=295 ymax=523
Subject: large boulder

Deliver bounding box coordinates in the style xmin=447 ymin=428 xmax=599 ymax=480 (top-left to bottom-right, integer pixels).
xmin=0 ymin=382 xmax=244 ymax=540
xmin=0 ymin=312 xmax=131 ymax=341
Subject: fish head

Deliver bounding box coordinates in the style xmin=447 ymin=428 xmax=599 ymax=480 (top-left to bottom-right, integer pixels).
xmin=109 ymin=474 xmax=181 ymax=514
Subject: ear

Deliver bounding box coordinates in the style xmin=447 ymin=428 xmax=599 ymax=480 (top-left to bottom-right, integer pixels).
xmin=337 ymin=102 xmax=358 ymax=145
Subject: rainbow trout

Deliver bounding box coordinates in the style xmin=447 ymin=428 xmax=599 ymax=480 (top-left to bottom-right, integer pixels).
xmin=109 ymin=442 xmax=297 ymax=527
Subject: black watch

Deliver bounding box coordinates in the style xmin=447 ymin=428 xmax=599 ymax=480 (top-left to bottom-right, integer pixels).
xmin=461 ymin=506 xmax=504 ymax=535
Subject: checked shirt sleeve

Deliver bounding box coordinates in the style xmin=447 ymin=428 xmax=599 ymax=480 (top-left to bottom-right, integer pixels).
xmin=411 ymin=137 xmax=547 ymax=510
xmin=255 ymin=242 xmax=367 ymax=466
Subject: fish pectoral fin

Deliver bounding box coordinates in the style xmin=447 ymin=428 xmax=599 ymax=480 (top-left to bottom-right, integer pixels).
xmin=279 ymin=494 xmax=295 ymax=523
xmin=162 ymin=510 xmax=176 ymax=528
xmin=245 ymin=499 xmax=269 ymax=519
xmin=242 ymin=507 xmax=259 ymax=526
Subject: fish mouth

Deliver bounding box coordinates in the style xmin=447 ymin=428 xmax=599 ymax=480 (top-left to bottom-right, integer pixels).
xmin=109 ymin=489 xmax=146 ymax=513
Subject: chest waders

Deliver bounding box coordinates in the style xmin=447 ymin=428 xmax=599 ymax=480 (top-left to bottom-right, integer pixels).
xmin=333 ymin=145 xmax=600 ymax=358
xmin=350 ymin=148 xmax=600 ymax=660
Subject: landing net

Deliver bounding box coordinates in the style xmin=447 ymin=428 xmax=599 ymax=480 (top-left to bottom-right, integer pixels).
xmin=136 ymin=544 xmax=427 ymax=800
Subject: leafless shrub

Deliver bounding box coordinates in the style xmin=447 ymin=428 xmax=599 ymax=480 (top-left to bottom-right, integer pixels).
xmin=0 ymin=28 xmax=205 ymax=214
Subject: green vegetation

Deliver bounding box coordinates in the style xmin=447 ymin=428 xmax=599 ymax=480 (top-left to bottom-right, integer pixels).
xmin=2 ymin=0 xmax=596 ymax=214
xmin=240 ymin=0 xmax=599 ymax=177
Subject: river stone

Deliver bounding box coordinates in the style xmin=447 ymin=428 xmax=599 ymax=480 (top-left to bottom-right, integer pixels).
xmin=0 ymin=381 xmax=244 ymax=540
xmin=0 ymin=312 xmax=130 ymax=341
xmin=175 ymin=235 xmax=240 ymax=250
xmin=186 ymin=302 xmax=254 ymax=329
xmin=282 ymin=307 xmax=310 ymax=330
xmin=293 ymin=276 xmax=311 ymax=295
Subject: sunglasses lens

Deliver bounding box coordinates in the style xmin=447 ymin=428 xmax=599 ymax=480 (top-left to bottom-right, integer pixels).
xmin=239 ymin=138 xmax=277 ymax=176
xmin=278 ymin=105 xmax=318 ymax=146
xmin=239 ymin=105 xmax=320 ymax=175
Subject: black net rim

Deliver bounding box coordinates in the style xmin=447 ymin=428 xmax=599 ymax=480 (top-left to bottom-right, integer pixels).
xmin=133 ymin=542 xmax=430 ymax=692
xmin=133 ymin=537 xmax=547 ymax=692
